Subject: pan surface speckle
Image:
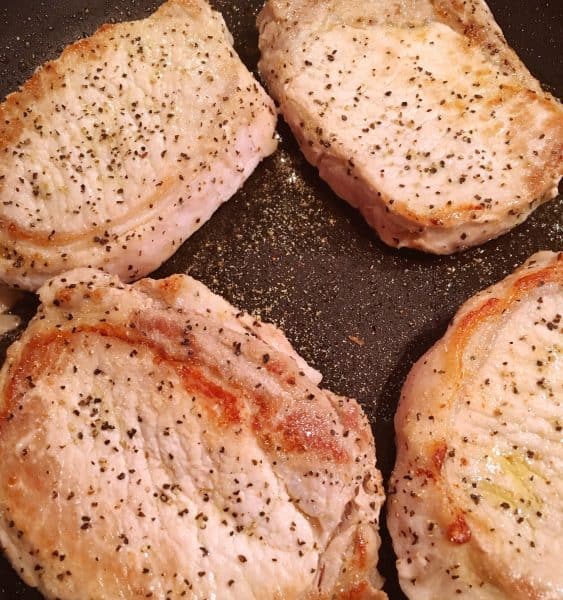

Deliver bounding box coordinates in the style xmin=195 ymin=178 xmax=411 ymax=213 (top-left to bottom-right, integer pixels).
xmin=0 ymin=0 xmax=561 ymax=598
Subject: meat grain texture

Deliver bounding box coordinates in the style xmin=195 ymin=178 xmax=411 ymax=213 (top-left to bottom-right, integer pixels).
xmin=0 ymin=268 xmax=386 ymax=599
xmin=0 ymin=0 xmax=277 ymax=291
xmin=388 ymin=251 xmax=563 ymax=599
xmin=257 ymin=0 xmax=563 ymax=254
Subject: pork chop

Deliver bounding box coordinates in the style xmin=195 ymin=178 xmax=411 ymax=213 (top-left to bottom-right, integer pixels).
xmin=0 ymin=268 xmax=386 ymax=599
xmin=0 ymin=0 xmax=277 ymax=291
xmin=257 ymin=0 xmax=563 ymax=253
xmin=388 ymin=251 xmax=563 ymax=598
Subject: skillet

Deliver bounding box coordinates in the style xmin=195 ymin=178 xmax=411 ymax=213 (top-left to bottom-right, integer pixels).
xmin=0 ymin=0 xmax=561 ymax=597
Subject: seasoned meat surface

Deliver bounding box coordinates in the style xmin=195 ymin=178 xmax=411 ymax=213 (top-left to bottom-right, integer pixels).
xmin=258 ymin=0 xmax=563 ymax=253
xmin=0 ymin=0 xmax=277 ymax=290
xmin=0 ymin=268 xmax=386 ymax=599
xmin=388 ymin=251 xmax=563 ymax=598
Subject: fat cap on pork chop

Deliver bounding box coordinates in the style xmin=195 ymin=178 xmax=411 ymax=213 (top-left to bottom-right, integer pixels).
xmin=0 ymin=268 xmax=387 ymax=599
xmin=0 ymin=0 xmax=277 ymax=291
xmin=257 ymin=0 xmax=563 ymax=253
xmin=388 ymin=251 xmax=563 ymax=599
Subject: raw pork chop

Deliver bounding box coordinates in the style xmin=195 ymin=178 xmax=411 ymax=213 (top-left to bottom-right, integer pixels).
xmin=0 ymin=268 xmax=386 ymax=599
xmin=0 ymin=0 xmax=277 ymax=291
xmin=257 ymin=0 xmax=563 ymax=253
xmin=388 ymin=251 xmax=563 ymax=598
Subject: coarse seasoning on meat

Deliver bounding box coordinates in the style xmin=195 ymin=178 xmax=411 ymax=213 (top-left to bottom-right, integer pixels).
xmin=0 ymin=0 xmax=277 ymax=291
xmin=388 ymin=251 xmax=563 ymax=599
xmin=257 ymin=0 xmax=563 ymax=254
xmin=0 ymin=268 xmax=387 ymax=599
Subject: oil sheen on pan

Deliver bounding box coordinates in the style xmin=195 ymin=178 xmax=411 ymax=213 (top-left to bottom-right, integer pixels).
xmin=0 ymin=0 xmax=561 ymax=598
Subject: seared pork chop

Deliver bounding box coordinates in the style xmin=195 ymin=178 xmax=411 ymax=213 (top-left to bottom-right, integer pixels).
xmin=257 ymin=0 xmax=563 ymax=253
xmin=388 ymin=251 xmax=563 ymax=598
xmin=0 ymin=0 xmax=277 ymax=291
xmin=0 ymin=268 xmax=386 ymax=599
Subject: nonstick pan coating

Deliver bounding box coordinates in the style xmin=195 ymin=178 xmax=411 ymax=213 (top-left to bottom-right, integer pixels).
xmin=0 ymin=0 xmax=561 ymax=598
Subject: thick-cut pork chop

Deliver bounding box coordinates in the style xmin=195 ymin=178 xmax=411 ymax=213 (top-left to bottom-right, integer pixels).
xmin=388 ymin=251 xmax=563 ymax=599
xmin=257 ymin=0 xmax=563 ymax=254
xmin=0 ymin=0 xmax=277 ymax=291
xmin=0 ymin=268 xmax=386 ymax=600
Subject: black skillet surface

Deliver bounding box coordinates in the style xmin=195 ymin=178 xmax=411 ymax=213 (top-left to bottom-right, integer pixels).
xmin=0 ymin=0 xmax=561 ymax=598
